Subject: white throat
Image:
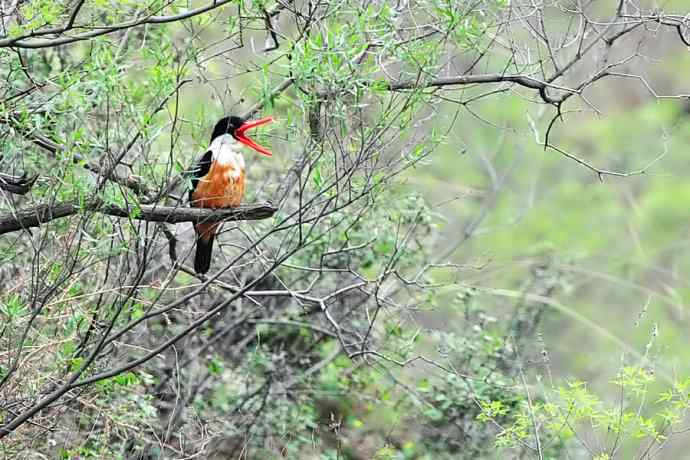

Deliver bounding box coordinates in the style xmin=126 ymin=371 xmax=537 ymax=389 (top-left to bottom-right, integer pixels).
xmin=210 ymin=134 xmax=245 ymax=174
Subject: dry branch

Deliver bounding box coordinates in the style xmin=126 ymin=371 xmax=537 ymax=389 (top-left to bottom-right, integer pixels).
xmin=0 ymin=201 xmax=276 ymax=235
xmin=0 ymin=172 xmax=38 ymax=194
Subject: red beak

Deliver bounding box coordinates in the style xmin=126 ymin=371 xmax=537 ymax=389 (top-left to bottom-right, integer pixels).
xmin=235 ymin=116 xmax=274 ymax=156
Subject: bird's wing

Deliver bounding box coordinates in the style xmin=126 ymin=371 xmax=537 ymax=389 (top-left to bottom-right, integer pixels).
xmin=189 ymin=150 xmax=212 ymax=204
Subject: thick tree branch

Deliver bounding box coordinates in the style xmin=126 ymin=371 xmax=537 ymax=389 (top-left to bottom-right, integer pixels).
xmin=0 ymin=0 xmax=235 ymax=49
xmin=0 ymin=201 xmax=276 ymax=235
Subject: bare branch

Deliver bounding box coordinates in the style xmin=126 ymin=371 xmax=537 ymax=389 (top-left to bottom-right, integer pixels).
xmin=368 ymin=73 xmax=571 ymax=104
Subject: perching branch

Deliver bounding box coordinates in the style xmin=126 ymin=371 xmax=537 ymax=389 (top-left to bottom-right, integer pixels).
xmin=0 ymin=201 xmax=276 ymax=235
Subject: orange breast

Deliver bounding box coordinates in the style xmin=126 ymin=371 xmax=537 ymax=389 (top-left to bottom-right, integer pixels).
xmin=191 ymin=162 xmax=245 ymax=208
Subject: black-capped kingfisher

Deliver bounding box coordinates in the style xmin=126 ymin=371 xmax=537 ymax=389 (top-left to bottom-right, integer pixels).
xmin=189 ymin=115 xmax=273 ymax=274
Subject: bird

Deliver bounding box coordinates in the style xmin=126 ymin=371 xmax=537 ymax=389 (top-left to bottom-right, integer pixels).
xmin=189 ymin=115 xmax=273 ymax=274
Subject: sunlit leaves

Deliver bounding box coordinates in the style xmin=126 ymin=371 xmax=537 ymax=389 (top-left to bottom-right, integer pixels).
xmin=478 ymin=366 xmax=689 ymax=453
xmin=614 ymin=365 xmax=655 ymax=397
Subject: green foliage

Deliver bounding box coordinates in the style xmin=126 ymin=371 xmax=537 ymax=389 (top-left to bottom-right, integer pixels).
xmin=0 ymin=294 xmax=27 ymax=322
xmin=476 ymin=366 xmax=690 ymax=456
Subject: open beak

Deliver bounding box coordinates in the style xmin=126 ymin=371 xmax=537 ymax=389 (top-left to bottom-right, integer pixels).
xmin=235 ymin=116 xmax=274 ymax=156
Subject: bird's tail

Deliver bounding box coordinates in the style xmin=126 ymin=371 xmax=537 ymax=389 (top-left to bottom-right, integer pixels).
xmin=194 ymin=223 xmax=218 ymax=274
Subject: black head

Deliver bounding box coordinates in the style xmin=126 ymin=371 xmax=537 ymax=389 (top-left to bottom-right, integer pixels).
xmin=210 ymin=115 xmax=245 ymax=141
xmin=209 ymin=114 xmax=275 ymax=156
